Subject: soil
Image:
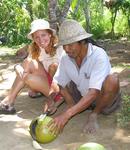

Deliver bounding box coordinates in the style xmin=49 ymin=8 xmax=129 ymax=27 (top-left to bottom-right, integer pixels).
xmin=0 ymin=40 xmax=130 ymax=150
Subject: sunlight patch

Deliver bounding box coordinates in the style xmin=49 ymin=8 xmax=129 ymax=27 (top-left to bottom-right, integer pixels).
xmin=113 ymin=129 xmax=130 ymax=143
xmin=0 ymin=114 xmax=24 ymax=122
xmin=13 ymin=127 xmax=30 ymax=136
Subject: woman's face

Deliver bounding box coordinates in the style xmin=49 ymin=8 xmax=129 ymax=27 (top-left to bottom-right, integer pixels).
xmin=32 ymin=30 xmax=51 ymax=49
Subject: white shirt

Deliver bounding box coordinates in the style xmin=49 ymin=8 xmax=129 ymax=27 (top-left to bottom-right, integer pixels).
xmin=53 ymin=43 xmax=111 ymax=96
xmin=38 ymin=46 xmax=64 ymax=72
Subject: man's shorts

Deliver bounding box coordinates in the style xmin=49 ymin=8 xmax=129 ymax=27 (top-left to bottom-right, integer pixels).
xmin=68 ymin=81 xmax=122 ymax=115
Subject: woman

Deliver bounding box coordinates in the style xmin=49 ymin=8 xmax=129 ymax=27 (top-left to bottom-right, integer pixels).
xmin=0 ymin=19 xmax=64 ymax=114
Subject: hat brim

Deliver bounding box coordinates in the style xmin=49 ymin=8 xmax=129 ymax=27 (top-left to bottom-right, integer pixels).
xmin=58 ymin=33 xmax=93 ymax=46
xmin=27 ymin=28 xmax=56 ymax=40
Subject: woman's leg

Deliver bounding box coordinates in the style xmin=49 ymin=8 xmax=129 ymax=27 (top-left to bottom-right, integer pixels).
xmin=0 ymin=58 xmax=50 ymax=111
xmin=1 ymin=76 xmax=25 ymax=105
xmin=22 ymin=59 xmax=50 ymax=97
xmin=0 ymin=75 xmax=25 ymax=114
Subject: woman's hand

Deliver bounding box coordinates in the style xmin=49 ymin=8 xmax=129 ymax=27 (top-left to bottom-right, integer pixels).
xmin=14 ymin=64 xmax=28 ymax=79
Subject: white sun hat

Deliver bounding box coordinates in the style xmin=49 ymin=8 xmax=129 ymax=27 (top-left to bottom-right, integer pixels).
xmin=27 ymin=19 xmax=56 ymax=40
xmin=58 ymin=19 xmax=92 ymax=46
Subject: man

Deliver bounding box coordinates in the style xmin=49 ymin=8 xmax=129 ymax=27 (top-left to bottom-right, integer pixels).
xmin=45 ymin=19 xmax=121 ymax=134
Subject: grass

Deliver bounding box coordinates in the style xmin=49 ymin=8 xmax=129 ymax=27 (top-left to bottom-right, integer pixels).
xmin=117 ymin=94 xmax=130 ymax=129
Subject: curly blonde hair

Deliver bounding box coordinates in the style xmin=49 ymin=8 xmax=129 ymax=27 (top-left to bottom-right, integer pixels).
xmin=28 ymin=29 xmax=58 ymax=60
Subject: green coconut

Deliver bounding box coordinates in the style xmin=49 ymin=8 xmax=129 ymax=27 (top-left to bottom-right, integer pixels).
xmin=78 ymin=142 xmax=106 ymax=150
xmin=29 ymin=117 xmax=38 ymax=141
xmin=29 ymin=116 xmax=57 ymax=144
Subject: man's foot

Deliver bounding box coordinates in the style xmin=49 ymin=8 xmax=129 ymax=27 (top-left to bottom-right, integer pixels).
xmin=0 ymin=102 xmax=16 ymax=114
xmin=83 ymin=113 xmax=99 ymax=134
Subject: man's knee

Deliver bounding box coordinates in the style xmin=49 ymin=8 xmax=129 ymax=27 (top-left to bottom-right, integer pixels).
xmin=103 ymin=73 xmax=120 ymax=92
xmin=107 ymin=73 xmax=119 ymax=84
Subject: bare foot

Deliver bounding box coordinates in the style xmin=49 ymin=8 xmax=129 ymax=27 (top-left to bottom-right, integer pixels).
xmin=83 ymin=113 xmax=99 ymax=134
xmin=43 ymin=98 xmax=64 ymax=115
xmin=43 ymin=99 xmax=56 ymax=115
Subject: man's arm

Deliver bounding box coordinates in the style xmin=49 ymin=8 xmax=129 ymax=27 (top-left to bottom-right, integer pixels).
xmin=65 ymin=88 xmax=100 ymax=119
xmin=47 ymin=88 xmax=100 ymax=135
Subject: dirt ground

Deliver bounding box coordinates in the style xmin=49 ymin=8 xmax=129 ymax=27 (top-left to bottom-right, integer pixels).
xmin=0 ymin=40 xmax=130 ymax=150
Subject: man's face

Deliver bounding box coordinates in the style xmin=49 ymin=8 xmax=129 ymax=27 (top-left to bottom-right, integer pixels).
xmin=63 ymin=42 xmax=82 ymax=58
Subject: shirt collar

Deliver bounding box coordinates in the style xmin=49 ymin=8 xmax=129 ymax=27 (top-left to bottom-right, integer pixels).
xmin=86 ymin=43 xmax=93 ymax=57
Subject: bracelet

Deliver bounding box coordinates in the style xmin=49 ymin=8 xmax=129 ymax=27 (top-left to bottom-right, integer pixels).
xmin=23 ymin=71 xmax=28 ymax=74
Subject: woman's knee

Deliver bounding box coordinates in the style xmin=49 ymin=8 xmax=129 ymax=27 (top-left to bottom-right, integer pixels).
xmin=23 ymin=58 xmax=44 ymax=74
xmin=22 ymin=58 xmax=32 ymax=72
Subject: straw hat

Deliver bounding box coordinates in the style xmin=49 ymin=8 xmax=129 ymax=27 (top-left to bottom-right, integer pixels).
xmin=27 ymin=19 xmax=56 ymax=40
xmin=58 ymin=19 xmax=92 ymax=46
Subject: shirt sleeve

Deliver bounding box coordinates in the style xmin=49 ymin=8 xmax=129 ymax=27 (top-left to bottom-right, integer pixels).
xmin=89 ymin=52 xmax=111 ymax=90
xmin=53 ymin=56 xmax=71 ymax=87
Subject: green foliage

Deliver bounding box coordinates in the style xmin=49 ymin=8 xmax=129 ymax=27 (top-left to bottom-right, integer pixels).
xmin=0 ymin=0 xmax=31 ymax=45
xmin=114 ymin=11 xmax=128 ymax=37
xmin=117 ymin=94 xmax=130 ymax=129
xmin=31 ymin=0 xmax=48 ymax=19
xmin=91 ymin=23 xmax=105 ymax=39
xmin=0 ymin=0 xmax=48 ymax=46
xmin=0 ymin=0 xmax=130 ymax=46
xmin=88 ymin=0 xmax=105 ymax=38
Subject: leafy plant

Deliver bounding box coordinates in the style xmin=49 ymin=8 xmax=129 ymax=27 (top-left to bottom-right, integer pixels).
xmin=117 ymin=94 xmax=130 ymax=129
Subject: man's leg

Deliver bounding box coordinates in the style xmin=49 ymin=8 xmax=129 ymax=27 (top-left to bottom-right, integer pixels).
xmin=83 ymin=73 xmax=120 ymax=133
xmin=94 ymin=73 xmax=120 ymax=114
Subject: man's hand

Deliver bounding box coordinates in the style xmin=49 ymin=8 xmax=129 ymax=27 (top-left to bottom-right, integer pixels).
xmin=47 ymin=112 xmax=70 ymax=135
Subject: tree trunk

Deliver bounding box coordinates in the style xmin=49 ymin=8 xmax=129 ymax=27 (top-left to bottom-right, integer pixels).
xmin=48 ymin=0 xmax=58 ymax=30
xmin=83 ymin=0 xmax=91 ymax=32
xmin=58 ymin=0 xmax=72 ymax=24
xmin=110 ymin=8 xmax=117 ymax=39
xmin=73 ymin=0 xmax=81 ymax=15
xmin=48 ymin=0 xmax=72 ymax=31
